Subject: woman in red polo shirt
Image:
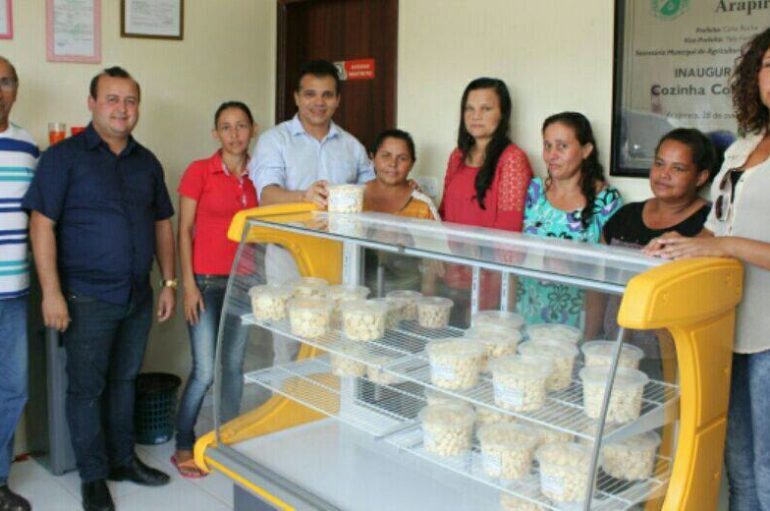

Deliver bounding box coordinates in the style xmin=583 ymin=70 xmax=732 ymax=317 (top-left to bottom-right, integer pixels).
xmin=172 ymin=101 xmax=258 ymax=477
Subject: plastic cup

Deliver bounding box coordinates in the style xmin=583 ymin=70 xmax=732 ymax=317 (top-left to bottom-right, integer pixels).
xmin=464 ymin=324 xmax=522 ymax=371
xmin=472 ymin=310 xmax=526 ymax=331
xmin=287 ymin=297 xmax=333 ymax=338
xmin=330 ymin=345 xmax=367 ymax=377
xmin=581 ymin=340 xmax=644 ymax=370
xmin=340 ymin=299 xmax=388 ymax=341
xmin=248 ymin=284 xmax=293 ymax=321
xmin=601 ymin=431 xmax=661 ymax=480
xmin=579 ymin=366 xmax=649 ymax=423
xmin=368 ymin=297 xmax=405 ymax=329
xmin=48 ymin=122 xmax=66 ymax=145
xmin=477 ymin=422 xmax=540 ymax=480
xmin=525 ymin=323 xmax=582 ymax=344
xmin=386 ymin=290 xmax=422 ymax=320
xmin=425 ymin=338 xmax=486 ymax=389
xmin=419 ymin=403 xmax=476 ymax=457
xmin=535 ymin=442 xmax=593 ymax=503
xmin=490 ymin=355 xmax=552 ymax=412
xmin=518 ymin=338 xmax=579 ymax=391
xmin=327 ymin=184 xmax=364 ymax=213
xmin=416 ymin=296 xmax=453 ymax=328
xmin=290 ymin=276 xmax=329 ymax=298
xmin=328 ymin=284 xmax=370 ymax=327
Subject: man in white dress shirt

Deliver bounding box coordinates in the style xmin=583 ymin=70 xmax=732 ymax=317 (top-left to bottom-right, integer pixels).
xmin=249 ymin=59 xmax=373 ymax=362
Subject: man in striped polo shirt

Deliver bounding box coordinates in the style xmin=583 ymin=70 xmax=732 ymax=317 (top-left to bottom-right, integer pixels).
xmin=0 ymin=56 xmax=37 ymax=511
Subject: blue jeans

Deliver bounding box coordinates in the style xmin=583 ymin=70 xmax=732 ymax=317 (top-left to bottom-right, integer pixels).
xmin=0 ymin=297 xmax=28 ymax=486
xmin=175 ymin=275 xmax=248 ymax=451
xmin=725 ymin=350 xmax=770 ymax=511
xmin=63 ymin=287 xmax=153 ymax=483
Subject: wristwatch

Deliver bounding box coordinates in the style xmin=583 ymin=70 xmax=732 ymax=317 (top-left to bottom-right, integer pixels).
xmin=160 ymin=278 xmax=178 ymax=290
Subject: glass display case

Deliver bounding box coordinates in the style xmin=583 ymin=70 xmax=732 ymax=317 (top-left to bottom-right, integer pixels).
xmin=193 ymin=204 xmax=742 ymax=511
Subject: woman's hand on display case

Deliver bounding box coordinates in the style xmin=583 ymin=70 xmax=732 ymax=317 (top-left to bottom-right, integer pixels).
xmin=303 ymin=180 xmax=329 ymax=208
xmin=644 ymin=231 xmax=730 ymax=260
xmin=183 ymin=284 xmax=206 ymax=324
xmin=43 ymin=291 xmax=70 ymax=332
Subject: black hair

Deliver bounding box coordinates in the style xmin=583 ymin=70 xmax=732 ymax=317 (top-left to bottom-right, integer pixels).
xmin=542 ymin=112 xmax=605 ymax=229
xmin=89 ymin=66 xmax=141 ymax=101
xmin=654 ymin=128 xmax=718 ymax=182
xmin=457 ymin=77 xmax=513 ymax=210
xmin=296 ymin=60 xmax=341 ymax=95
xmin=730 ymin=27 xmax=770 ymax=135
xmin=214 ymin=101 xmax=255 ymax=127
xmin=370 ymin=129 xmax=417 ymax=162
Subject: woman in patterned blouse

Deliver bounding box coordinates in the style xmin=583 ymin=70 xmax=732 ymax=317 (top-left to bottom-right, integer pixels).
xmin=438 ymin=77 xmax=533 ymax=326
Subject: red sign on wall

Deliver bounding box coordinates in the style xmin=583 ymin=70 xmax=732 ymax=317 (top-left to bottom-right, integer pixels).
xmin=334 ymin=58 xmax=375 ymax=81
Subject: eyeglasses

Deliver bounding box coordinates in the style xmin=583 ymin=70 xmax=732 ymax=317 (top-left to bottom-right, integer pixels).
xmin=714 ymin=167 xmax=743 ymax=222
xmin=0 ymin=77 xmax=18 ymax=92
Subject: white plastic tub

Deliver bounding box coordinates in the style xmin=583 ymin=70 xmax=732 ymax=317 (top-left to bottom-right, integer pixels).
xmin=477 ymin=423 xmax=540 ymax=480
xmin=581 ymin=340 xmax=644 ymax=370
xmin=525 ymin=323 xmax=582 ymax=345
xmin=248 ymin=284 xmax=293 ymax=321
xmin=416 ymin=296 xmax=453 ymax=328
xmin=287 ymin=297 xmax=333 ymax=338
xmin=579 ymin=366 xmax=649 ymax=423
xmin=385 ymin=290 xmax=422 ymax=321
xmin=472 ymin=310 xmax=525 ymax=331
xmin=490 ymin=355 xmax=552 ymax=412
xmin=518 ymin=338 xmax=579 ymax=391
xmin=426 ymin=338 xmax=486 ymax=390
xmin=464 ymin=324 xmax=522 ymax=371
xmin=601 ymin=431 xmax=661 ymax=480
xmin=535 ymin=442 xmax=593 ymax=503
xmin=290 ymin=276 xmax=329 ymax=298
xmin=420 ymin=403 xmax=476 ymax=457
xmin=327 ymin=184 xmax=364 ymax=213
xmin=340 ymin=299 xmax=388 ymax=341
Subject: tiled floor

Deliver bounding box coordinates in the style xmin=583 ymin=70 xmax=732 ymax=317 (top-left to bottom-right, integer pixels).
xmin=7 ymin=440 xmax=235 ymax=511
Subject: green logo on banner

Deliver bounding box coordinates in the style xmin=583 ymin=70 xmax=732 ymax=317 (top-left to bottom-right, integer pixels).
xmin=652 ymin=0 xmax=690 ymax=19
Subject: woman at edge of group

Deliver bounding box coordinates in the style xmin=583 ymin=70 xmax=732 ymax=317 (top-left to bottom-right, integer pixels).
xmin=646 ymin=28 xmax=770 ymax=511
xmin=438 ymin=77 xmax=533 ymax=325
xmin=172 ymin=101 xmax=259 ymax=478
xmin=518 ymin=111 xmax=623 ymax=329
xmin=599 ymin=128 xmax=717 ymax=380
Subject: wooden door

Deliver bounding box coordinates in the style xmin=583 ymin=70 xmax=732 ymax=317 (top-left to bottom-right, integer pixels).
xmin=276 ymin=0 xmax=398 ymax=152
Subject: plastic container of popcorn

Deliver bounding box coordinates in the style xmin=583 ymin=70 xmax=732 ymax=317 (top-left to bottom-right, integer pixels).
xmin=248 ymin=284 xmax=293 ymax=321
xmin=464 ymin=324 xmax=522 ymax=371
xmin=535 ymin=442 xmax=594 ymax=503
xmin=340 ymin=299 xmax=388 ymax=342
xmin=385 ymin=290 xmax=422 ymax=321
xmin=327 ymin=184 xmax=364 ymax=213
xmin=500 ymin=479 xmax=547 ymax=511
xmin=369 ymin=297 xmax=405 ymax=329
xmin=416 ymin=296 xmax=453 ymax=329
xmin=581 ymin=340 xmax=644 ymax=370
xmin=424 ymin=388 xmax=468 ymax=408
xmin=472 ymin=309 xmax=526 ymax=331
xmin=328 ymin=284 xmax=370 ymax=327
xmin=579 ymin=366 xmax=649 ymax=423
xmin=536 ymin=426 xmax=574 ymax=446
xmin=489 ymin=355 xmax=552 ymax=412
xmin=290 ymin=276 xmax=329 ymax=298
xmin=419 ymin=403 xmax=476 ymax=457
xmin=475 ymin=405 xmax=516 ymax=426
xmin=426 ymin=338 xmax=486 ymax=390
xmin=329 ymin=346 xmax=367 ymax=377
xmin=601 ymin=431 xmax=661 ymax=480
xmin=365 ymin=354 xmax=404 ymax=385
xmin=477 ymin=422 xmax=540 ymax=480
xmin=518 ymin=338 xmax=579 ymax=391
xmin=525 ymin=323 xmax=582 ymax=345
xmin=287 ymin=297 xmax=333 ymax=338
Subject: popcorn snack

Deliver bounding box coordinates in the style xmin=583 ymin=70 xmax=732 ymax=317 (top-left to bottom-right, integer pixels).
xmin=536 ymin=427 xmax=574 ymax=446
xmin=579 ymin=366 xmax=649 ymax=423
xmin=490 ymin=355 xmax=552 ymax=412
xmin=328 ymin=284 xmax=370 ymax=327
xmin=365 ymin=354 xmax=405 ymax=385
xmin=525 ymin=323 xmax=582 ymax=345
xmin=416 ymin=296 xmax=453 ymax=328
xmin=287 ymin=297 xmax=333 ymax=338
xmin=290 ymin=276 xmax=329 ymax=298
xmin=518 ymin=338 xmax=579 ymax=391
xmin=340 ymin=299 xmax=388 ymax=341
xmin=472 ymin=310 xmax=525 ymax=331
xmin=535 ymin=442 xmax=594 ymax=503
xmin=420 ymin=403 xmax=476 ymax=457
xmin=385 ymin=290 xmax=422 ymax=321
xmin=426 ymin=338 xmax=486 ymax=390
xmin=601 ymin=432 xmax=661 ymax=480
xmin=327 ymin=184 xmax=364 ymax=213
xmin=500 ymin=485 xmax=546 ymax=511
xmin=248 ymin=284 xmax=293 ymax=321
xmin=475 ymin=405 xmax=516 ymax=426
xmin=464 ymin=324 xmax=522 ymax=371
xmin=424 ymin=388 xmax=468 ymax=408
xmin=368 ymin=297 xmax=405 ymax=329
xmin=330 ymin=350 xmax=366 ymax=377
xmin=477 ymin=423 xmax=540 ymax=480
xmin=581 ymin=340 xmax=644 ymax=370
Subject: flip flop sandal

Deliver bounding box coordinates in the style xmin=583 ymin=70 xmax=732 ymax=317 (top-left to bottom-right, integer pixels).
xmin=170 ymin=455 xmax=206 ymax=479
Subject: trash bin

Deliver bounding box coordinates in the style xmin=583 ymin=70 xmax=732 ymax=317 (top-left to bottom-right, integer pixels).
xmin=134 ymin=372 xmax=182 ymax=445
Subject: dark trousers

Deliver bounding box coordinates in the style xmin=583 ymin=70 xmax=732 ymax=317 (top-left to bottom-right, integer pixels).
xmin=63 ymin=287 xmax=153 ymax=482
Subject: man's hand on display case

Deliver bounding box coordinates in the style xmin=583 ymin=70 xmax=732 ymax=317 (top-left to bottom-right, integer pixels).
xmin=303 ymin=180 xmax=329 ymax=208
xmin=42 ymin=291 xmax=70 ymax=332
xmin=157 ymin=286 xmax=176 ymax=322
xmin=183 ymin=284 xmax=205 ymax=324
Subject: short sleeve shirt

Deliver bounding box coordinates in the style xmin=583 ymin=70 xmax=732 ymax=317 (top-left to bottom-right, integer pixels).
xmin=22 ymin=123 xmax=174 ymax=305
xmin=603 ymin=201 xmax=710 ymax=249
xmin=178 ymin=151 xmax=258 ymax=275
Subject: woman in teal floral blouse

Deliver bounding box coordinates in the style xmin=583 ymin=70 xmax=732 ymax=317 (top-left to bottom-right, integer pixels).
xmin=517 ymin=112 xmax=623 ymax=327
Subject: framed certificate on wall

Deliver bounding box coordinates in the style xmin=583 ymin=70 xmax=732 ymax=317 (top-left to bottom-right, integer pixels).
xmin=610 ymin=1 xmax=765 ymax=177
xmin=46 ymin=0 xmax=101 ymax=63
xmin=121 ymin=0 xmax=184 ymax=40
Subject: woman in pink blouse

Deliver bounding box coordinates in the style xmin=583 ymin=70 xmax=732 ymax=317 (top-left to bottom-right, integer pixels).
xmin=439 ymin=77 xmax=533 ymax=324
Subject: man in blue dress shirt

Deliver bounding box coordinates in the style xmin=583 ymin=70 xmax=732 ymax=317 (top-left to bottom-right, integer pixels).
xmin=23 ymin=67 xmax=176 ymax=511
xmin=249 ymin=60 xmax=374 ymax=363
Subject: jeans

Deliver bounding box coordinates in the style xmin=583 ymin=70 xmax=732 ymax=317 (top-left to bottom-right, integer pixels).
xmin=0 ymin=297 xmax=28 ymax=486
xmin=725 ymin=350 xmax=770 ymax=511
xmin=63 ymin=287 xmax=153 ymax=483
xmin=175 ymin=275 xmax=248 ymax=451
